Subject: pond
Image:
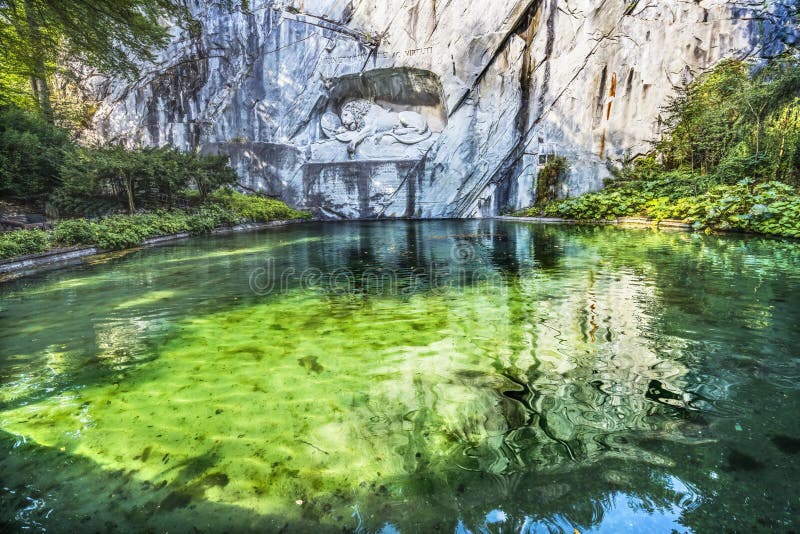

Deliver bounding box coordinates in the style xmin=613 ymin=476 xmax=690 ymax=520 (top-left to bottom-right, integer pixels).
xmin=0 ymin=220 xmax=798 ymax=532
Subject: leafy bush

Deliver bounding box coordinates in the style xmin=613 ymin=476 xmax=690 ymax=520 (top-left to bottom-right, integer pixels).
xmin=518 ymin=179 xmax=800 ymax=239
xmin=89 ymin=215 xmax=154 ymax=250
xmin=89 ymin=211 xmax=202 ymax=250
xmin=186 ymin=206 xmax=227 ymax=233
xmin=0 ymin=106 xmax=74 ymax=201
xmin=0 ymin=229 xmax=49 ymax=258
xmin=0 ymin=193 xmax=310 ymax=260
xmin=537 ymin=189 xmax=646 ymax=220
xmin=209 ymin=189 xmax=310 ymax=222
xmin=52 ymin=219 xmax=96 ymax=246
xmin=535 ymin=156 xmax=569 ymax=203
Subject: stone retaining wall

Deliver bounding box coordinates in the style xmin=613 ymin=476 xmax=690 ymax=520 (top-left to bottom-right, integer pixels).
xmin=0 ymin=219 xmax=305 ymax=281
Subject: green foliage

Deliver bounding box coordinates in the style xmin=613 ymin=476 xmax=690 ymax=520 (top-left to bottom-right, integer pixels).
xmin=0 ymin=106 xmax=73 ymax=200
xmin=89 ymin=213 xmax=166 ymax=250
xmin=0 ymin=0 xmax=185 ymax=117
xmin=188 ymin=153 xmax=239 ymax=200
xmin=0 ymin=228 xmax=48 ymax=257
xmin=660 ymin=60 xmax=746 ymax=174
xmin=517 ymin=179 xmax=800 ymax=239
xmin=517 ymin=56 xmax=800 ymax=240
xmin=1 ymin=196 xmax=310 ymax=259
xmin=534 ymin=156 xmax=569 ymax=203
xmin=209 ymin=189 xmax=311 ymax=222
xmin=0 ymin=103 xmax=308 ymax=261
xmin=55 ymin=145 xmax=238 ymax=216
xmin=0 ymin=19 xmax=36 ymax=110
xmin=534 ymin=190 xmax=646 ymax=220
xmin=51 ymin=218 xmax=95 ymax=245
xmin=659 ymin=56 xmax=800 ymax=183
xmin=85 ymin=210 xmax=233 ymax=250
xmin=186 ymin=205 xmax=230 ymax=233
xmin=0 ymin=104 xmax=241 ymax=215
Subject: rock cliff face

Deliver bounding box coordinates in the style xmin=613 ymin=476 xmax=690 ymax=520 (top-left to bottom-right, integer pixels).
xmin=86 ymin=0 xmax=797 ymax=218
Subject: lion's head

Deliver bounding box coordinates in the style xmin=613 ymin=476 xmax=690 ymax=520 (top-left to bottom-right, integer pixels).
xmin=339 ymin=99 xmax=372 ymax=131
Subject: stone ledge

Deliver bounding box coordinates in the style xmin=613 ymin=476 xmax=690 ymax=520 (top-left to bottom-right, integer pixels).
xmin=0 ymin=246 xmax=101 ymax=274
xmin=0 ymin=219 xmax=307 ymax=281
xmin=496 ymin=216 xmax=693 ymax=230
xmin=616 ymin=217 xmax=693 ymax=230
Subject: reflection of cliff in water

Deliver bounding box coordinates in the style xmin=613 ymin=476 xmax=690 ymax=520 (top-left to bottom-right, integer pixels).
xmin=4 ymin=221 xmax=798 ymax=533
xmin=357 ymin=267 xmax=695 ymax=476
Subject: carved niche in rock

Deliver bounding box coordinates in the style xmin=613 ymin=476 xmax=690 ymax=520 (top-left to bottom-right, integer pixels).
xmin=312 ymin=68 xmax=446 ymax=161
xmin=321 ymin=99 xmax=432 ymax=157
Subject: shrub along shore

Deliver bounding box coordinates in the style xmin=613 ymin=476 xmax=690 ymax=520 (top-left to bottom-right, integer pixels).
xmin=0 ymin=190 xmax=310 ymax=260
xmin=514 ymin=56 xmax=800 ymax=240
xmin=513 ymin=177 xmax=800 ymax=239
xmin=0 ymin=116 xmax=313 ymax=262
xmin=0 ymin=105 xmax=309 ymax=261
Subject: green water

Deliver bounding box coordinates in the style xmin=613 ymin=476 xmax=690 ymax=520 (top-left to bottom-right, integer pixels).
xmin=1 ymin=220 xmax=798 ymax=533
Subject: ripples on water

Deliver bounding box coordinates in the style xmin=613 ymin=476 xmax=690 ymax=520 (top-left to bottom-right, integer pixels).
xmin=0 ymin=221 xmax=798 ymax=532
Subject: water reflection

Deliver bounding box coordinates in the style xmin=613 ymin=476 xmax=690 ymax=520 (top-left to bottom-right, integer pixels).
xmin=0 ymin=221 xmax=799 ymax=532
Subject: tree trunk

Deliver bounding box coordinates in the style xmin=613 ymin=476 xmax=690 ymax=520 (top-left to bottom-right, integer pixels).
xmin=124 ymin=176 xmax=136 ymax=214
xmin=754 ymin=120 xmax=760 ymax=156
xmin=23 ymin=0 xmax=53 ymax=122
xmin=24 ymin=0 xmax=53 ymax=121
xmin=197 ymin=180 xmax=208 ymax=201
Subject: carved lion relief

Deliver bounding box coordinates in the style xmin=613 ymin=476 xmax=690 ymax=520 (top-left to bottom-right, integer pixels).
xmin=321 ymin=99 xmax=432 ymax=157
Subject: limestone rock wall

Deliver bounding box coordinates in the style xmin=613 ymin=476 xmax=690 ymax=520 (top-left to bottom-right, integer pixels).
xmin=86 ymin=0 xmax=798 ymax=218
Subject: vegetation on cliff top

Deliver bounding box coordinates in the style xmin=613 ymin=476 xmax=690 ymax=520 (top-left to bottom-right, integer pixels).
xmin=516 ymin=56 xmax=800 ymax=239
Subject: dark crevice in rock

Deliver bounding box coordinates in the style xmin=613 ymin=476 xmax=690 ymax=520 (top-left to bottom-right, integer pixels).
xmin=448 ymin=0 xmax=542 ymax=118
xmin=452 ymin=0 xmax=553 ymax=216
xmin=453 ymin=2 xmax=630 ymax=217
xmin=494 ymin=0 xmax=543 ymax=215
xmin=593 ymin=65 xmax=608 ymax=126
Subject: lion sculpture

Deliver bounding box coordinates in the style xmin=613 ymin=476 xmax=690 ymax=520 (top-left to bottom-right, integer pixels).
xmin=321 ymin=99 xmax=432 ymax=157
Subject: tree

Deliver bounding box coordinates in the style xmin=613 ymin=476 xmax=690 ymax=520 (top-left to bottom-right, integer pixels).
xmin=187 ymin=152 xmax=238 ymax=201
xmin=58 ymin=145 xmax=153 ymax=214
xmin=657 ymin=56 xmax=800 ymax=183
xmin=57 ymin=145 xmax=238 ymax=215
xmin=0 ymin=105 xmax=73 ymax=200
xmin=0 ymin=0 xmax=185 ymax=120
xmin=659 ymin=60 xmax=747 ymax=174
xmin=535 ymin=156 xmax=569 ymax=204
